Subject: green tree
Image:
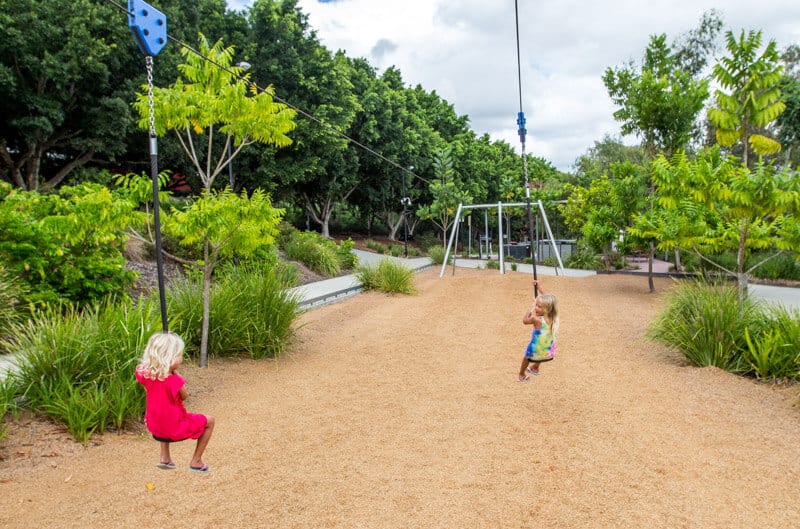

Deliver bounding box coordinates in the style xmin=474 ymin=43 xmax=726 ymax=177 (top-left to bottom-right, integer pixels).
xmin=638 ymin=149 xmax=800 ymax=302
xmin=167 ymin=188 xmax=284 ymax=367
xmin=603 ymin=32 xmax=712 ymax=158
xmin=0 ymin=181 xmax=140 ymax=306
xmin=561 ymin=164 xmax=647 ymax=269
xmin=417 ymin=146 xmax=472 ymax=247
xmin=708 ymin=30 xmax=786 ymax=168
xmin=776 ymin=44 xmax=800 ymax=168
xmin=246 ymin=0 xmax=360 ymax=237
xmin=134 ymin=34 xmax=296 ymax=192
xmin=0 ymin=0 xmax=136 ymax=190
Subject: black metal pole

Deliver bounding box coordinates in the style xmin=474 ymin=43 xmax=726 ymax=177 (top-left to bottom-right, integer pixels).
xmin=147 ymin=60 xmax=168 ymax=332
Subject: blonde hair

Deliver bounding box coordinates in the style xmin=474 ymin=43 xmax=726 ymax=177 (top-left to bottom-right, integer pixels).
xmin=537 ymin=293 xmax=560 ymax=338
xmin=136 ymin=332 xmax=185 ymax=381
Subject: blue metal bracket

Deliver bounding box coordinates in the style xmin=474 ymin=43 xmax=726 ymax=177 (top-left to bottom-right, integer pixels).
xmin=128 ymin=0 xmax=167 ymax=56
xmin=516 ymin=111 xmax=527 ymax=144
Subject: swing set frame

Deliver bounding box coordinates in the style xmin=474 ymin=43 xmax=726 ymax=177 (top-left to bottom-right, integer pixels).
xmin=439 ymin=200 xmax=565 ymax=278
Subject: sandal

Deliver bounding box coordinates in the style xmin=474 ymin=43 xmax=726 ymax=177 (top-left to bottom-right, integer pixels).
xmin=526 ymin=367 xmax=540 ymax=376
xmin=517 ymin=376 xmax=530 ymax=382
xmin=189 ymin=464 xmax=211 ymax=474
xmin=156 ymin=460 xmax=176 ymax=470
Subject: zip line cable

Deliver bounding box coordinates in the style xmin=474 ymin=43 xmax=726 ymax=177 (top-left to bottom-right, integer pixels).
xmin=106 ymin=0 xmax=425 ymax=185
xmin=514 ymin=0 xmax=539 ymax=297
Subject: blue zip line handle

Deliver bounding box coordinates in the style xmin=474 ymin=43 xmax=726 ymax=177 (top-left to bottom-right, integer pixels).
xmin=517 ymin=111 xmax=526 ymax=143
xmin=128 ymin=0 xmax=167 ymax=56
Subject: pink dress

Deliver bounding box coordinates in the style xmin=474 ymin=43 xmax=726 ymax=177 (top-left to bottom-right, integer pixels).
xmin=135 ymin=369 xmax=207 ymax=441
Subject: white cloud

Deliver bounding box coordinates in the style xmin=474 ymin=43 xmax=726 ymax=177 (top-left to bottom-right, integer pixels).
xmin=229 ymin=0 xmax=800 ymax=171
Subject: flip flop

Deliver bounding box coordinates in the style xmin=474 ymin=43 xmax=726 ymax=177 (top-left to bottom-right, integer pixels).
xmin=156 ymin=460 xmax=176 ymax=470
xmin=526 ymin=367 xmax=540 ymax=376
xmin=189 ymin=464 xmax=211 ymax=474
xmin=517 ymin=376 xmax=530 ymax=382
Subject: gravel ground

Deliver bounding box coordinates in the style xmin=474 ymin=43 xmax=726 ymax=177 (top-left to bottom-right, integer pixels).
xmin=1 ymin=269 xmax=798 ymax=529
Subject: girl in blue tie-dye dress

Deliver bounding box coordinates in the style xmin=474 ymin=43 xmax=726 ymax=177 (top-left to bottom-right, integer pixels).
xmin=518 ymin=280 xmax=559 ymax=382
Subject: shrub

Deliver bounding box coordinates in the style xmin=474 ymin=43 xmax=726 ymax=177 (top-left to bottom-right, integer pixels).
xmin=751 ymin=253 xmax=800 ymax=281
xmin=365 ymin=239 xmax=388 ymax=254
xmin=564 ymin=246 xmax=602 ymax=270
xmin=168 ymin=263 xmax=301 ymax=360
xmin=0 ymin=376 xmax=21 ymax=439
xmin=427 ymin=245 xmax=447 ymax=265
xmin=355 ymin=260 xmax=416 ymax=295
xmin=283 ymin=230 xmax=341 ymax=277
xmin=647 ymin=280 xmax=762 ymax=372
xmin=0 ymin=182 xmax=139 ymax=307
xmin=7 ymin=298 xmax=159 ymax=443
xmin=0 ymin=266 xmax=28 ymax=350
xmin=486 ymin=259 xmax=500 ymax=270
xmin=337 ymin=238 xmax=358 ymax=270
xmin=742 ymin=305 xmax=800 ymax=380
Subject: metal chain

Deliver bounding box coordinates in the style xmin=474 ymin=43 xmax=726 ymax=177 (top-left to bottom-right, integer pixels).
xmin=146 ymin=56 xmax=156 ymax=137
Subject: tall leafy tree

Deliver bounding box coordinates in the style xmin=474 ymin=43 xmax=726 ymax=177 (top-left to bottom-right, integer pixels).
xmin=167 ymin=188 xmax=284 ymax=367
xmin=247 ymin=0 xmax=359 ymax=237
xmin=0 ymin=0 xmax=135 ymax=190
xmin=708 ymin=30 xmax=786 ymax=168
xmin=634 ymin=148 xmax=800 ymax=302
xmin=417 ymin=146 xmax=472 ymax=247
xmin=133 ymin=34 xmax=296 ymax=192
xmin=603 ymin=32 xmax=712 ymax=158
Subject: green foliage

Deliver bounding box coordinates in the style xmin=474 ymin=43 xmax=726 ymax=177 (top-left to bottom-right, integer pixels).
xmin=743 ymin=313 xmax=800 ymax=381
xmin=709 ymin=30 xmax=785 ymax=167
xmin=0 ymin=265 xmax=28 ymax=348
xmin=638 ymin=149 xmax=800 ymax=300
xmin=365 ymin=239 xmax=389 ymax=254
xmin=336 ymin=238 xmax=358 ymax=270
xmin=564 ymin=245 xmax=603 ymax=270
xmin=603 ymin=30 xmax=712 ymax=156
xmin=0 ymin=0 xmax=135 ymax=190
xmin=0 ymin=376 xmax=22 ymax=439
xmin=648 ymin=280 xmax=762 ymax=371
xmin=562 ymin=166 xmax=647 ymax=267
xmin=168 ymin=264 xmax=301 ymax=360
xmin=283 ymin=230 xmax=342 ymax=277
xmin=134 ymin=34 xmax=297 ymax=192
xmin=417 ymin=146 xmax=472 ymax=245
xmin=166 ymin=187 xmax=285 ymax=366
xmin=427 ymin=245 xmax=447 ymax=265
xmin=485 ymin=259 xmax=500 ymax=270
xmin=751 ymin=253 xmax=800 ymax=280
xmin=355 ymin=260 xmax=416 ymax=295
xmin=6 ymin=298 xmax=160 ymax=443
xmin=0 ymin=182 xmax=139 ymax=306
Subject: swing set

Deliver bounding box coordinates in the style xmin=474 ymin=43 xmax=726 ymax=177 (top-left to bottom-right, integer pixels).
xmin=439 ymin=200 xmax=565 ymax=279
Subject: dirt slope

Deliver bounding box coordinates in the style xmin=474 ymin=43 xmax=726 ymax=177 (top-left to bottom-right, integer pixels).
xmin=1 ymin=269 xmax=798 ymax=528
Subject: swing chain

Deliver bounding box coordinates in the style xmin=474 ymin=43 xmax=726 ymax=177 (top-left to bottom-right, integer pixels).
xmin=145 ymin=56 xmax=156 ymax=138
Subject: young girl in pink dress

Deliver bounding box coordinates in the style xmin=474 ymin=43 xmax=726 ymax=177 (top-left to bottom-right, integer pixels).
xmin=135 ymin=332 xmax=215 ymax=473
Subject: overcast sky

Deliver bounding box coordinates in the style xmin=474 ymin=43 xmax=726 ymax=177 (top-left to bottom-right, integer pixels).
xmin=227 ymin=0 xmax=800 ymax=172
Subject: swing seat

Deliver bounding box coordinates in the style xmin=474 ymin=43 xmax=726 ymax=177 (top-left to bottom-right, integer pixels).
xmin=525 ymin=353 xmax=554 ymax=363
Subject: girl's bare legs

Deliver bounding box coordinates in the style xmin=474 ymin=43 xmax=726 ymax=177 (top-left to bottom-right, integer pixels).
xmin=528 ymin=361 xmax=541 ymax=374
xmin=189 ymin=416 xmax=215 ymax=468
xmin=519 ymin=357 xmax=530 ymax=380
xmin=159 ymin=442 xmax=172 ymax=464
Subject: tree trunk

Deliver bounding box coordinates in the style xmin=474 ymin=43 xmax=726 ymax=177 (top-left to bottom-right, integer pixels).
xmin=199 ymin=238 xmax=212 ymax=368
xmin=673 ymin=248 xmax=683 ymax=273
xmin=647 ymin=242 xmax=656 ymax=293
